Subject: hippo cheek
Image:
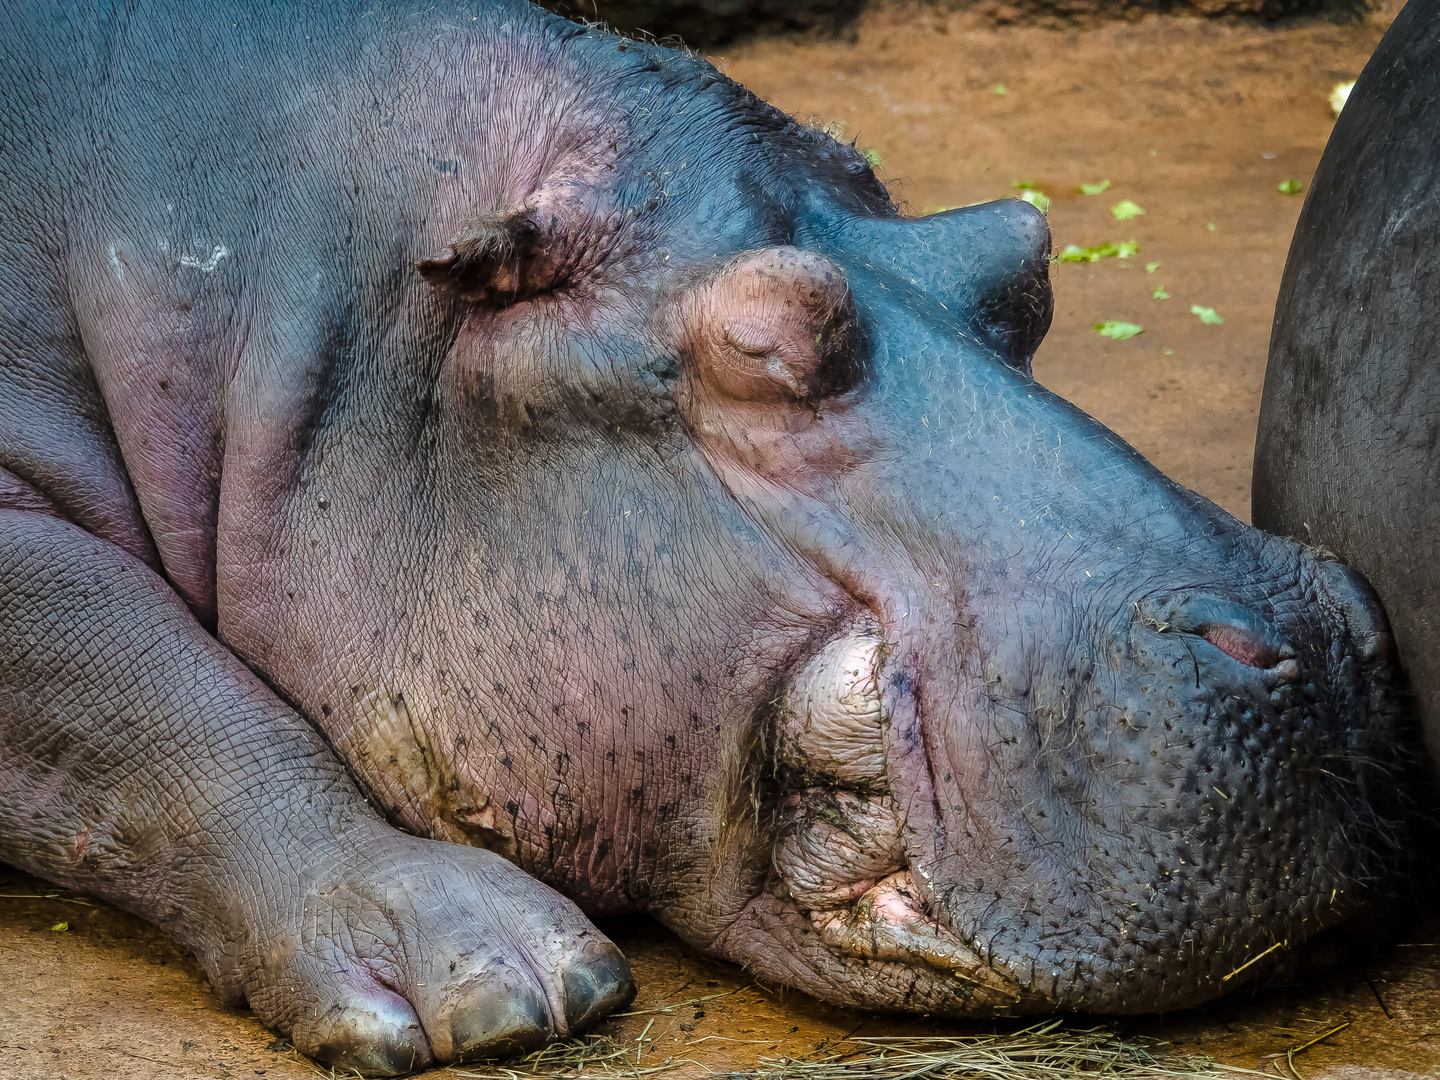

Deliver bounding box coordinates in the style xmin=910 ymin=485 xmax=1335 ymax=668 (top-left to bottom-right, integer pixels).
xmin=757 ymin=625 xmax=1029 ymax=1007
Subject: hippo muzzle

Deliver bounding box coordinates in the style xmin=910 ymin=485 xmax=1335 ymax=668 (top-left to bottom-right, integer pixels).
xmin=680 ymin=200 xmax=1408 ymax=1014
xmin=760 ymin=555 xmax=1402 ymax=1013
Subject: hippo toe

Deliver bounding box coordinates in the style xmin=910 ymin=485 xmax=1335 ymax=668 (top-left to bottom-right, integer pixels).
xmin=208 ymin=824 xmax=633 ymax=1075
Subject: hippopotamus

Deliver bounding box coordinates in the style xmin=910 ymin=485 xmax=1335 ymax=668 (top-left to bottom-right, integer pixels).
xmin=1254 ymin=0 xmax=1440 ymax=785
xmin=0 ymin=1 xmax=1411 ymax=1075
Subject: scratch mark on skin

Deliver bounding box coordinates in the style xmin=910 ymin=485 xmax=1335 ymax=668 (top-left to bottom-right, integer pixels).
xmin=107 ymin=245 xmax=125 ymax=281
xmin=179 ymin=244 xmax=229 ymax=272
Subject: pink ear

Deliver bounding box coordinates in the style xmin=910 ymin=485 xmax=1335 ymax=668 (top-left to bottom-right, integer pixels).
xmin=416 ymin=211 xmax=549 ymax=304
xmin=679 ymin=248 xmax=857 ymax=403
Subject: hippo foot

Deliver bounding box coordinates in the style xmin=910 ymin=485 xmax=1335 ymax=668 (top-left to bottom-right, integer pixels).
xmin=193 ymin=819 xmax=633 ymax=1077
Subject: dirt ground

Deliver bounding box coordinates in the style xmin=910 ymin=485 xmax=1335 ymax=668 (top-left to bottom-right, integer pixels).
xmin=716 ymin=4 xmax=1393 ymax=524
xmin=5 ymin=6 xmax=1439 ymax=1080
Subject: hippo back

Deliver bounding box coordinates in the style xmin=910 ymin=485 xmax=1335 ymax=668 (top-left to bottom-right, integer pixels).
xmin=1253 ymin=0 xmax=1440 ymax=777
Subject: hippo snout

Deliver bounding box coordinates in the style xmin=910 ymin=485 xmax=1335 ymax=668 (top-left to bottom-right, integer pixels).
xmin=760 ymin=537 xmax=1407 ymax=1014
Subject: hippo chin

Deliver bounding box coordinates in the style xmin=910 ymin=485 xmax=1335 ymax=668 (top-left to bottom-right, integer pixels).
xmin=0 ymin=0 xmax=1412 ymax=1074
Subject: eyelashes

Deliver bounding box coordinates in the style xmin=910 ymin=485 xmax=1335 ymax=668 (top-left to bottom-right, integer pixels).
xmin=680 ymin=247 xmax=860 ymax=405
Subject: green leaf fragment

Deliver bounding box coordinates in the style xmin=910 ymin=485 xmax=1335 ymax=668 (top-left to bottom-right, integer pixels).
xmin=1191 ymin=304 xmax=1224 ymax=325
xmin=862 ymin=147 xmax=883 ymax=169
xmin=1111 ymin=199 xmax=1145 ymax=221
xmin=1078 ymin=179 xmax=1112 ymax=196
xmin=1018 ymin=189 xmax=1050 ymax=213
xmin=1278 ymin=178 xmax=1303 ymax=196
xmin=52 ymin=921 xmax=68 ymax=932
xmin=1146 ymin=261 xmax=1161 ymax=273
xmin=1152 ymin=286 xmax=1170 ymax=300
xmin=1056 ymin=240 xmax=1139 ymax=263
xmin=1206 ymin=222 xmax=1217 ymax=231
xmin=1011 ymin=178 xmax=1041 ymax=191
xmin=992 ymin=84 xmax=1008 ymax=95
xmin=1094 ymin=321 xmax=1144 ymax=340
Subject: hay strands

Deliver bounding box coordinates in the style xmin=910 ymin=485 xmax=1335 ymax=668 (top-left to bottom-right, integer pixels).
xmin=0 ymin=891 xmax=96 ymax=907
xmin=446 ymin=1034 xmax=702 ymax=1080
xmin=610 ymin=987 xmax=746 ymax=1018
xmin=447 ymin=1019 xmax=1274 ymax=1080
xmin=1268 ymin=1021 xmax=1351 ymax=1080
xmin=727 ymin=1021 xmax=1273 ymax=1080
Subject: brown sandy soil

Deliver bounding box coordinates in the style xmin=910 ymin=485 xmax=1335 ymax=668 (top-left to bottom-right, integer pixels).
xmin=713 ymin=5 xmax=1397 ymax=523
xmin=4 ymin=7 xmax=1437 ymax=1079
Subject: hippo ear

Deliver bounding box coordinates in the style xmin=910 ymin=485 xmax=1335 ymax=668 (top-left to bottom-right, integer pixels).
xmin=416 ymin=211 xmax=549 ymax=304
xmin=678 ymin=248 xmax=860 ymax=404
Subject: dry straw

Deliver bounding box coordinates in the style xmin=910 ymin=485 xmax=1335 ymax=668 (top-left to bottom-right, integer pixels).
xmin=446 ymin=1019 xmax=1271 ymax=1080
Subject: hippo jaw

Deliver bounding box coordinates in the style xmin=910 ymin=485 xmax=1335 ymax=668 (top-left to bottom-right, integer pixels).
xmin=755 ymin=552 xmax=1406 ymax=1015
xmin=769 ymin=626 xmax=1029 ymax=1007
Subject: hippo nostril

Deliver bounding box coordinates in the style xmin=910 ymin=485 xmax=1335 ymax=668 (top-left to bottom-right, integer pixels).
xmin=1199 ymin=622 xmax=1282 ymax=669
xmin=1139 ymin=593 xmax=1289 ymax=670
xmin=1314 ymin=558 xmax=1392 ymax=666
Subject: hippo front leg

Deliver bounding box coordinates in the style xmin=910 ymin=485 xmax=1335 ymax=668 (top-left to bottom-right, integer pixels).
xmin=0 ymin=508 xmax=632 ymax=1076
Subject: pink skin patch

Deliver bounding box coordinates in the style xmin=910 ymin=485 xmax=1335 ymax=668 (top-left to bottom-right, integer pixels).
xmin=867 ymin=873 xmax=929 ymax=927
xmin=1201 ymin=623 xmax=1281 ymax=668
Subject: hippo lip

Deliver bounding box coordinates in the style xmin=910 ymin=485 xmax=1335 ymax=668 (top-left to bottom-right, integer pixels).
xmin=806 ymin=871 xmax=1023 ymax=998
xmin=769 ymin=622 xmax=1022 ymax=998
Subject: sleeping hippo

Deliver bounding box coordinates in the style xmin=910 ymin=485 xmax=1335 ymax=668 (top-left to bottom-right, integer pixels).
xmin=0 ymin=0 xmax=1411 ymax=1075
xmin=1255 ymin=0 xmax=1440 ymax=784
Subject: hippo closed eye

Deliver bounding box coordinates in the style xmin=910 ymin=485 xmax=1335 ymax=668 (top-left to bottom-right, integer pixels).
xmin=0 ymin=0 xmax=1411 ymax=1075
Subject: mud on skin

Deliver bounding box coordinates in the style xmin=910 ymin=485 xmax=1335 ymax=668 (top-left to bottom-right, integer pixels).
xmin=0 ymin=0 xmax=1414 ymax=1075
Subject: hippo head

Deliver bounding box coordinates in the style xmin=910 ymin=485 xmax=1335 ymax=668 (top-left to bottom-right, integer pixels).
xmin=243 ymin=12 xmax=1409 ymax=1020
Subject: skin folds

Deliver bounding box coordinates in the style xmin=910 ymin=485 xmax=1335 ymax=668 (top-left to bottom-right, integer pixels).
xmin=0 ymin=1 xmax=1413 ymax=1074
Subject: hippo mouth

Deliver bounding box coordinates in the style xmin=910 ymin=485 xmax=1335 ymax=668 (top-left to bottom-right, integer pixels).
xmin=757 ymin=573 xmax=1407 ymax=1015
xmin=766 ymin=624 xmax=1027 ymax=1006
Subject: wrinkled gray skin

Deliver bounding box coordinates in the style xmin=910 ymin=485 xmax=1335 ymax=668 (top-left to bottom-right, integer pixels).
xmin=0 ymin=1 xmax=1409 ymax=1075
xmin=1254 ymin=0 xmax=1440 ymax=784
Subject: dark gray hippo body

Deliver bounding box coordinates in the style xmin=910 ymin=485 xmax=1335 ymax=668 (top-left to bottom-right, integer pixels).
xmin=1254 ymin=0 xmax=1440 ymax=779
xmin=0 ymin=1 xmax=1411 ymax=1075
